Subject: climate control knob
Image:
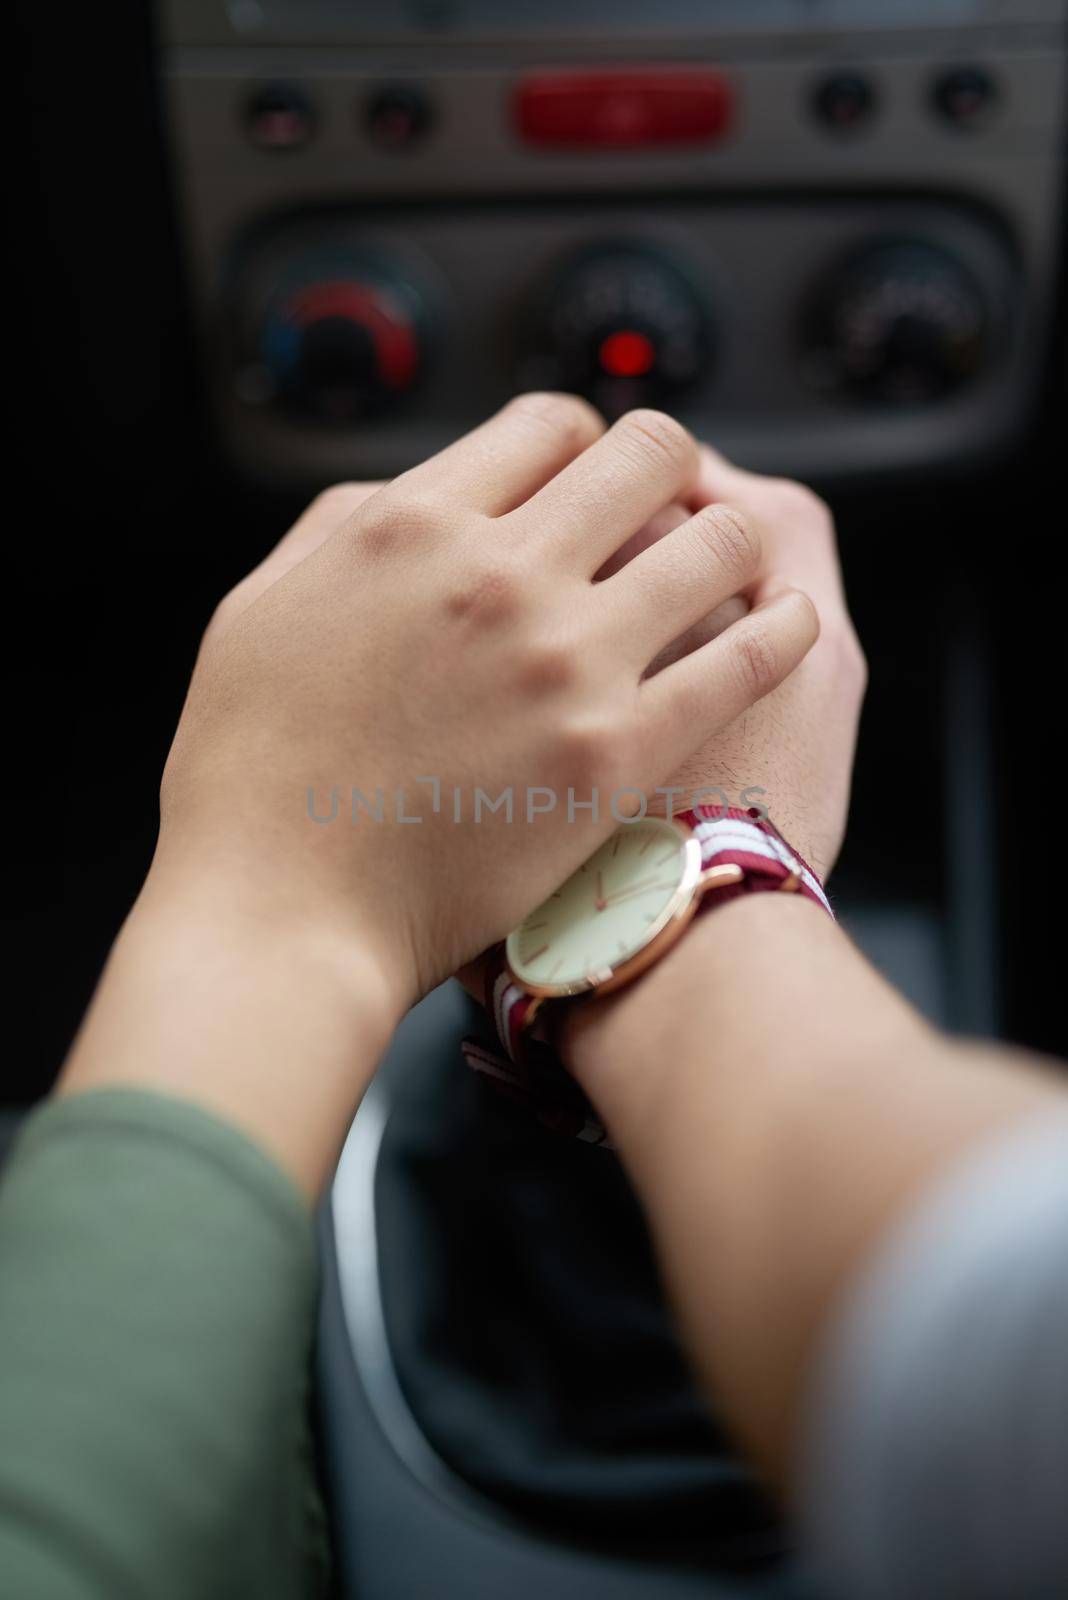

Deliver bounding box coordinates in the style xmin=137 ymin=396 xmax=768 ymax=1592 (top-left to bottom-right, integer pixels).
xmin=253 ymin=255 xmax=424 ymax=422
xmin=535 ymin=246 xmax=711 ymax=412
xmin=808 ymin=240 xmax=989 ymax=404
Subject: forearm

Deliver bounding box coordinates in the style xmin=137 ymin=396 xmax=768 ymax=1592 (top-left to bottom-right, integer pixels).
xmin=59 ymin=857 xmax=401 ymax=1198
xmin=0 ymin=862 xmax=390 ymax=1594
xmin=565 ymin=892 xmax=1066 ymax=1483
xmin=0 ymin=1091 xmax=327 ymax=1600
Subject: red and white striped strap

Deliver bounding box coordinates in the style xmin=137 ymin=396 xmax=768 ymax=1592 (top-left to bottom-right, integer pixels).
xmin=678 ymin=804 xmax=832 ymax=916
xmin=460 ymin=1028 xmax=614 ymax=1146
xmin=461 ymin=806 xmax=832 ymax=1143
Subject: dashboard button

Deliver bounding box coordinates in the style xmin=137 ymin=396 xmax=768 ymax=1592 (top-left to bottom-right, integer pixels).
xmin=813 ymin=72 xmax=877 ymax=133
xmin=533 ymin=245 xmax=711 ymax=412
xmin=806 ymin=239 xmax=988 ymax=405
xmin=933 ymin=66 xmax=998 ymax=129
xmin=515 ymin=70 xmax=732 ymax=149
xmin=246 ymin=82 xmax=315 ymax=150
xmin=366 ymin=85 xmax=433 ymax=151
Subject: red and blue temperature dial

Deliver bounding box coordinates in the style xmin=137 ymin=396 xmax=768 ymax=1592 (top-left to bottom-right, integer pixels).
xmin=258 ymin=259 xmax=424 ymax=422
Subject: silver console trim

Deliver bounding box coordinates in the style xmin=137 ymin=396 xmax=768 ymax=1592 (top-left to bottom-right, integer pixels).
xmin=330 ymin=1076 xmax=541 ymax=1538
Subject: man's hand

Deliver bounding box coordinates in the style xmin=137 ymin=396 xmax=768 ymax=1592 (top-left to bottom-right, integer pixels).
xmin=684 ymin=446 xmax=865 ymax=878
xmin=606 ymin=449 xmax=865 ymax=879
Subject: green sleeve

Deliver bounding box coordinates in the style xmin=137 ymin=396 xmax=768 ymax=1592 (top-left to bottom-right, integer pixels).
xmin=0 ymin=1089 xmax=330 ymax=1600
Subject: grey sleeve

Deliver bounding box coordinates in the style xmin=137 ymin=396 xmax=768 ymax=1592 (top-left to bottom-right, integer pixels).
xmin=799 ymin=1108 xmax=1068 ymax=1600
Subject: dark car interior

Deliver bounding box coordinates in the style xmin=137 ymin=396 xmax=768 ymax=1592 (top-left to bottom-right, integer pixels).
xmin=9 ymin=2 xmax=1067 ymax=1596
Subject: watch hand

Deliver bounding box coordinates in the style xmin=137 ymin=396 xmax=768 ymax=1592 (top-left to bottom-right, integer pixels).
xmin=595 ymin=869 xmax=606 ymax=911
xmin=601 ymin=879 xmax=677 ymax=908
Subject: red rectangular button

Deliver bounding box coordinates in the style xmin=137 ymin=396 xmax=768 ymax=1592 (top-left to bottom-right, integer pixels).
xmin=515 ymin=68 xmax=732 ymax=149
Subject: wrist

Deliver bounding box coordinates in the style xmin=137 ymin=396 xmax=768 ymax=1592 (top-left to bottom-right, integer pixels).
xmin=60 ymin=859 xmax=403 ymax=1196
xmin=561 ymin=889 xmax=835 ymax=1152
xmin=148 ymin=829 xmax=415 ymax=1018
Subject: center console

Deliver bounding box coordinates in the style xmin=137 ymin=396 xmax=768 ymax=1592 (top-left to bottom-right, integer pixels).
xmin=159 ymin=0 xmax=1065 ymax=484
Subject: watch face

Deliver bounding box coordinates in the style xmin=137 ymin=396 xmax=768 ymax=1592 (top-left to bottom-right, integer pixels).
xmin=506 ymin=816 xmax=702 ymax=997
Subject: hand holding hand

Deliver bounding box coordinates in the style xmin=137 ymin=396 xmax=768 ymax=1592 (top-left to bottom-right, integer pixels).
xmin=156 ymin=396 xmax=819 ymax=1015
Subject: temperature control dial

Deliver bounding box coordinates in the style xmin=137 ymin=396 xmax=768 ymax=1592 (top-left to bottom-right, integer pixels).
xmin=248 ymin=254 xmax=425 ymax=423
xmin=808 ymin=240 xmax=989 ymax=404
xmin=535 ymin=246 xmax=711 ymax=412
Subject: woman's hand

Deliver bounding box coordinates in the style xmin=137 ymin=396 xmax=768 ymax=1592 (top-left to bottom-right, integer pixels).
xmin=155 ymin=395 xmax=819 ymax=1014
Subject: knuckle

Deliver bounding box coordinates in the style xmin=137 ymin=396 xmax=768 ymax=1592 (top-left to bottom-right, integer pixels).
xmin=506 ymin=390 xmax=603 ymax=448
xmin=615 ymin=409 xmax=697 ymax=474
xmin=770 ymin=477 xmax=832 ymax=532
xmin=355 ymin=491 xmax=442 ymax=555
xmin=688 ymin=504 xmax=761 ymax=586
xmin=556 ymin=712 xmax=626 ymax=788
xmin=517 ymin=636 xmax=580 ymax=697
xmin=729 ymin=618 xmax=780 ymax=698
xmin=447 ymin=559 xmax=522 ymax=626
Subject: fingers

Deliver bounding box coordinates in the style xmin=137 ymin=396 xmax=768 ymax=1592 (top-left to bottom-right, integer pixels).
xmin=594 ymin=499 xmax=690 ymax=581
xmin=695 ymin=445 xmax=865 ymax=701
xmin=596 ymin=503 xmax=762 ymax=669
xmin=594 ymin=498 xmax=751 ymax=674
xmin=638 ymin=588 xmax=820 ymax=774
xmin=509 ymin=408 xmax=700 ymax=575
xmin=397 ymin=391 xmax=605 ymax=515
xmin=691 ymin=442 xmax=766 ymax=508
xmin=694 ymin=444 xmax=845 ymax=610
xmin=643 ymin=595 xmax=750 ymax=678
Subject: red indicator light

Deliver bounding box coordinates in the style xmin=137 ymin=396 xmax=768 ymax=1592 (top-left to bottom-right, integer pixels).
xmin=598 ymin=330 xmax=656 ymax=378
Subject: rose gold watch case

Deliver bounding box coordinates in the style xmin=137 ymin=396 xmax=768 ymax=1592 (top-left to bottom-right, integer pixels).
xmin=504 ymin=816 xmax=743 ymax=1002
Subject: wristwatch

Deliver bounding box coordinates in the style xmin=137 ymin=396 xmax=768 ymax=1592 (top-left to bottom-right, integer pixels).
xmin=462 ymin=805 xmax=832 ymax=1145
